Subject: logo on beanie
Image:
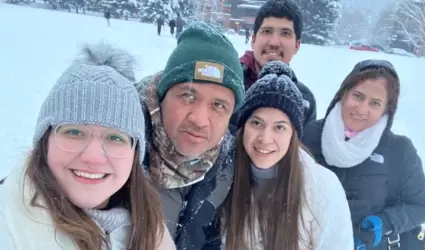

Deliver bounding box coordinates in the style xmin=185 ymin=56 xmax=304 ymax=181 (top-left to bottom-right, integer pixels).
xmin=194 ymin=61 xmax=224 ymax=83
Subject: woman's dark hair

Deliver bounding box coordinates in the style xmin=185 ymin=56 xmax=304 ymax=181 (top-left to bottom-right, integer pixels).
xmin=223 ymin=127 xmax=311 ymax=250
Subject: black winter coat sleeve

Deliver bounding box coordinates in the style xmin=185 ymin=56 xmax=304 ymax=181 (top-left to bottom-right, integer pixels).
xmin=228 ymin=111 xmax=238 ymax=136
xmin=201 ymin=213 xmax=222 ymax=250
xmin=297 ymin=81 xmax=317 ymax=124
xmin=382 ymin=136 xmax=425 ymax=235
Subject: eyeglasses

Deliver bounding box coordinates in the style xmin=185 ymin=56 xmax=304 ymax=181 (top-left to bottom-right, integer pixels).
xmin=53 ymin=124 xmax=136 ymax=158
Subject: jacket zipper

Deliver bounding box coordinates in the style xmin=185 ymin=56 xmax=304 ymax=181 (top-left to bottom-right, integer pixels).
xmin=105 ymin=231 xmax=111 ymax=248
xmin=418 ymin=228 xmax=425 ymax=240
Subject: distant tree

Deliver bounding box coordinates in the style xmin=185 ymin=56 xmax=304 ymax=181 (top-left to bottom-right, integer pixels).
xmin=101 ymin=0 xmax=141 ymax=18
xmin=296 ymin=0 xmax=342 ymax=45
xmin=140 ymin=0 xmax=173 ymax=23
xmin=64 ymin=0 xmax=86 ymax=14
xmin=335 ymin=8 xmax=369 ymax=43
xmin=394 ymin=0 xmax=425 ymax=48
xmin=372 ymin=3 xmax=398 ymax=50
xmin=176 ymin=0 xmax=195 ymax=22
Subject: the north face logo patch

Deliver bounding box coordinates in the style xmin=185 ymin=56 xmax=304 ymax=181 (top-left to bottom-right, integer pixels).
xmin=198 ymin=65 xmax=221 ymax=78
xmin=370 ymin=153 xmax=384 ymax=164
xmin=194 ymin=61 xmax=224 ymax=83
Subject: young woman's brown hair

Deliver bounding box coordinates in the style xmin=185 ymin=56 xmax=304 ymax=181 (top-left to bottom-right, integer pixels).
xmin=223 ymin=128 xmax=308 ymax=250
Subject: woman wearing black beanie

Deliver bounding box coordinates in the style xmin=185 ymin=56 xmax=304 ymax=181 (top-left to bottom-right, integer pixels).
xmin=221 ymin=61 xmax=353 ymax=250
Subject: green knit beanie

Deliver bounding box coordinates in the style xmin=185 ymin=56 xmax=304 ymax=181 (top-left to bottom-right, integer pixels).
xmin=158 ymin=21 xmax=245 ymax=109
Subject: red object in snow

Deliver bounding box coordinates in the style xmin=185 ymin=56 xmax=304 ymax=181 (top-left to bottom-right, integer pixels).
xmin=349 ymin=44 xmax=380 ymax=52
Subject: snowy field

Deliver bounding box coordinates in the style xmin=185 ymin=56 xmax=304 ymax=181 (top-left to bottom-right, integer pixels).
xmin=1 ymin=4 xmax=424 ymax=178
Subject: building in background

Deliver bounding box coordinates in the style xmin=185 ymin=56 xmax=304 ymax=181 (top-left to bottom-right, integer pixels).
xmin=220 ymin=0 xmax=264 ymax=32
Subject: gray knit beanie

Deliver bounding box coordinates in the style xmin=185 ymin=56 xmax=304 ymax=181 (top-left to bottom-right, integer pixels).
xmin=33 ymin=42 xmax=146 ymax=160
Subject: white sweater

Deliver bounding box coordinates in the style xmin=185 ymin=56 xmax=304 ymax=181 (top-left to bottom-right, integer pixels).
xmin=223 ymin=149 xmax=354 ymax=250
xmin=0 ymin=164 xmax=176 ymax=250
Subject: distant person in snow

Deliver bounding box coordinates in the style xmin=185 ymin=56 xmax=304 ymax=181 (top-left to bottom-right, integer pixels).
xmin=229 ymin=0 xmax=317 ymax=136
xmin=104 ymin=10 xmax=111 ymax=27
xmin=245 ymin=27 xmax=250 ymax=44
xmin=175 ymin=14 xmax=184 ymax=39
xmin=0 ymin=43 xmax=176 ymax=250
xmin=156 ymin=16 xmax=165 ymax=36
xmin=303 ymin=60 xmax=425 ymax=250
xmin=169 ymin=19 xmax=176 ymax=37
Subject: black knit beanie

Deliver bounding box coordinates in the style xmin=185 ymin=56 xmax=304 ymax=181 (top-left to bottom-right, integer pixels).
xmin=351 ymin=59 xmax=399 ymax=80
xmin=325 ymin=59 xmax=400 ymax=129
xmin=236 ymin=61 xmax=305 ymax=138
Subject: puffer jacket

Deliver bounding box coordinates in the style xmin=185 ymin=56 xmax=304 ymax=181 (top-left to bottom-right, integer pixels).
xmin=303 ymin=94 xmax=425 ymax=250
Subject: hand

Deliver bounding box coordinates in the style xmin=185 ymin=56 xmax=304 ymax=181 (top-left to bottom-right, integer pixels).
xmin=354 ymin=230 xmax=377 ymax=248
xmin=354 ymin=215 xmax=384 ymax=248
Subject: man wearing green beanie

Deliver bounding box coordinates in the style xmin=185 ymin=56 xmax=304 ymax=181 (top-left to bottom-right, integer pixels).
xmin=134 ymin=21 xmax=244 ymax=250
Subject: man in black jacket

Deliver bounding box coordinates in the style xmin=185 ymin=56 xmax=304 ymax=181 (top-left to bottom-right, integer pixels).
xmin=230 ymin=0 xmax=317 ymax=136
xmin=134 ymin=21 xmax=244 ymax=250
xmin=156 ymin=16 xmax=164 ymax=36
xmin=175 ymin=14 xmax=184 ymax=39
xmin=104 ymin=10 xmax=111 ymax=27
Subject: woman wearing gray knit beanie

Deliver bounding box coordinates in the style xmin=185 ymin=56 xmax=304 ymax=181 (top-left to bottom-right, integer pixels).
xmin=221 ymin=61 xmax=353 ymax=250
xmin=0 ymin=43 xmax=175 ymax=250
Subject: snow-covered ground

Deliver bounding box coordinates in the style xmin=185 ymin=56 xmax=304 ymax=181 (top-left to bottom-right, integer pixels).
xmin=1 ymin=4 xmax=424 ymax=178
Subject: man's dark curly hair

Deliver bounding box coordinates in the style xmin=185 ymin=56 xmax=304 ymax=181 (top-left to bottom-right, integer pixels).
xmin=253 ymin=0 xmax=303 ymax=40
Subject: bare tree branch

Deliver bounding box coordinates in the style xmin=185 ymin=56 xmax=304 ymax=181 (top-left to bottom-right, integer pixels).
xmin=394 ymin=0 xmax=425 ymax=47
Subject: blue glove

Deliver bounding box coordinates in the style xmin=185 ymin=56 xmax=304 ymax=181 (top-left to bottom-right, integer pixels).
xmin=354 ymin=215 xmax=383 ymax=249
